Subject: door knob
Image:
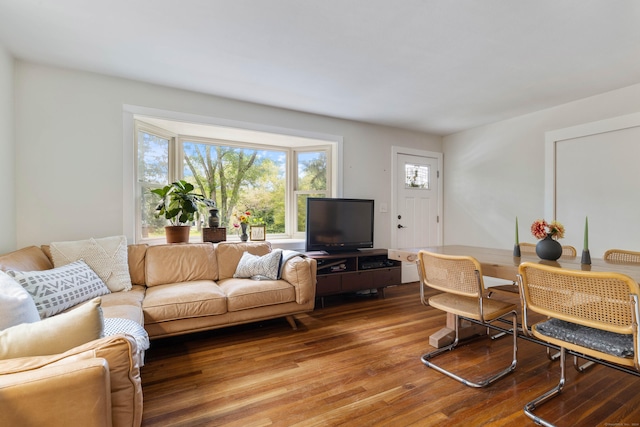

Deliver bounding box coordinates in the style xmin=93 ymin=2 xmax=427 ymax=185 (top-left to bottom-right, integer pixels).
xmin=397 ymin=224 xmax=406 ymax=229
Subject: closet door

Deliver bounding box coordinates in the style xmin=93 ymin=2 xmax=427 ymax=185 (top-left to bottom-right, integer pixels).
xmin=555 ymin=125 xmax=640 ymax=257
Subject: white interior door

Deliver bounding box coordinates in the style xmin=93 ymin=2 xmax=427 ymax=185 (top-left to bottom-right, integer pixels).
xmin=556 ymin=126 xmax=640 ymax=256
xmin=393 ymin=150 xmax=441 ymax=282
xmin=546 ymin=113 xmax=640 ymax=258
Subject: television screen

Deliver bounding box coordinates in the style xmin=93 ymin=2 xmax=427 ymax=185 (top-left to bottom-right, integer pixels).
xmin=305 ymin=198 xmax=375 ymax=252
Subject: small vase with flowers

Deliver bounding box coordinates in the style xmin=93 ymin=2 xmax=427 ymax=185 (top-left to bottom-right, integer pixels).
xmin=531 ymin=219 xmax=565 ymax=261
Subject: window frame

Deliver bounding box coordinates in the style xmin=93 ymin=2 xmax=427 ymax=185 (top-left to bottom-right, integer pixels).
xmin=292 ymin=147 xmax=332 ymax=236
xmin=134 ymin=121 xmax=177 ymax=243
xmin=132 ymin=118 xmax=335 ymax=244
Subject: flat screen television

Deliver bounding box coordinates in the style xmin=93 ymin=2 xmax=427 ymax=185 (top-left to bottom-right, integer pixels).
xmin=305 ymin=198 xmax=375 ymax=253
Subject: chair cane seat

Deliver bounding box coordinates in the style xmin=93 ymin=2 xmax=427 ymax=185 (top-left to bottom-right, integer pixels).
xmin=429 ymin=293 xmax=517 ymax=321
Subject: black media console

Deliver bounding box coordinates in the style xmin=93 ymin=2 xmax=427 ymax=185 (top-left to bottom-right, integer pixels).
xmin=304 ymin=249 xmax=402 ymax=307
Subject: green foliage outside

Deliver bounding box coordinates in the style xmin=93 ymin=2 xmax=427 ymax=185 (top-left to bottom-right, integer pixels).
xmin=183 ymin=143 xmax=279 ymax=233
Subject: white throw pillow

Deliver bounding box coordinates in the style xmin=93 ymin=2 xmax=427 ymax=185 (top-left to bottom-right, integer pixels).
xmin=233 ymin=249 xmax=283 ymax=280
xmin=7 ymin=260 xmax=110 ymax=319
xmin=0 ymin=270 xmax=40 ymax=330
xmin=49 ymin=235 xmax=132 ymax=292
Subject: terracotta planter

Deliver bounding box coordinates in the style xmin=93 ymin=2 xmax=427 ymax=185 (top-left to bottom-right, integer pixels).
xmin=165 ymin=225 xmax=191 ymax=244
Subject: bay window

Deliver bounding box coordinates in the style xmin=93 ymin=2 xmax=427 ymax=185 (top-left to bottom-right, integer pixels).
xmin=134 ymin=119 xmax=332 ymax=243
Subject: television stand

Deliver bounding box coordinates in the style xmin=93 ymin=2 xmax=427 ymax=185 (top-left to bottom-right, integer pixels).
xmin=305 ymin=249 xmax=401 ymax=308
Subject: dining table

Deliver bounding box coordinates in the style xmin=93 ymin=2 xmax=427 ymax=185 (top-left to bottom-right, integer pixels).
xmin=388 ymin=245 xmax=640 ymax=347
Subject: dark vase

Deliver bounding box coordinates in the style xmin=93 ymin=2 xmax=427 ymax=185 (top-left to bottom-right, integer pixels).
xmin=240 ymin=223 xmax=248 ymax=242
xmin=208 ymin=208 xmax=220 ymax=228
xmin=536 ymin=235 xmax=562 ymax=261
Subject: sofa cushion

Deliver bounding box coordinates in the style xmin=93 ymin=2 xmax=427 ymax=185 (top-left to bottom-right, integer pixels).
xmin=216 ymin=242 xmax=272 ymax=280
xmin=0 ymin=270 xmax=40 ymax=330
xmin=127 ymin=244 xmax=148 ymax=286
xmin=145 ymin=243 xmax=218 ymax=287
xmin=0 ymin=297 xmax=103 ymax=359
xmin=97 ymin=284 xmax=146 ymax=325
xmin=0 ymin=358 xmax=112 ymax=427
xmin=535 ymin=317 xmax=634 ymax=358
xmin=234 ymin=249 xmax=282 ymax=280
xmin=0 ymin=246 xmax=54 ymax=272
xmin=218 ymin=278 xmax=296 ymax=311
xmin=143 ymin=280 xmax=227 ymax=323
xmin=49 ymin=235 xmax=132 ymax=292
xmin=7 ymin=260 xmax=110 ymax=319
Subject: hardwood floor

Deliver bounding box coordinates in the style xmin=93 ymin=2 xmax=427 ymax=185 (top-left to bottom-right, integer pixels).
xmin=141 ymin=283 xmax=640 ymax=427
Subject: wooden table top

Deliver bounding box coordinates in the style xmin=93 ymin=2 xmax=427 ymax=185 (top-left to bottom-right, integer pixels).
xmin=388 ymin=245 xmax=640 ymax=282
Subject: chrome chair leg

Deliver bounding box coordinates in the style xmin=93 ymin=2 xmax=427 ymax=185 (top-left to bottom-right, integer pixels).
xmin=421 ymin=311 xmax=518 ymax=388
xmin=546 ymin=347 xmax=561 ymax=361
xmin=573 ymin=355 xmax=595 ymax=372
xmin=524 ymin=347 xmax=567 ymax=427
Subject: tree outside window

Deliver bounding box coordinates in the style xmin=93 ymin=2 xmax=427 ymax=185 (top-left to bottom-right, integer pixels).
xmin=296 ymin=151 xmax=329 ymax=233
xmin=182 ymin=140 xmax=287 ymax=234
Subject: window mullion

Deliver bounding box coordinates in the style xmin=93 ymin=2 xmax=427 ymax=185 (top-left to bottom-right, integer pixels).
xmin=171 ymin=136 xmax=180 ymax=182
xmin=287 ymin=147 xmax=295 ymax=236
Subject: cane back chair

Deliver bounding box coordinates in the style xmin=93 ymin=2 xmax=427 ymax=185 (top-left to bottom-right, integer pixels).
xmin=519 ymin=242 xmax=577 ymax=257
xmin=417 ymin=250 xmax=518 ymax=388
xmin=488 ymin=243 xmax=577 ymax=299
xmin=604 ymin=249 xmax=640 ymax=264
xmin=518 ymin=262 xmax=640 ymax=427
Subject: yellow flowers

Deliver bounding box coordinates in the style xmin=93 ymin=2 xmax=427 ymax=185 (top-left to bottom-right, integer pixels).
xmin=233 ymin=211 xmax=251 ymax=227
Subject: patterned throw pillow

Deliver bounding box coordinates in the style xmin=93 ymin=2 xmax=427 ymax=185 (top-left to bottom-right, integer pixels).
xmin=7 ymin=260 xmax=110 ymax=319
xmin=233 ymin=249 xmax=283 ymax=280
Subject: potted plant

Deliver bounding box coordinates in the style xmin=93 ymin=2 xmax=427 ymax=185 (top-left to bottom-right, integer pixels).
xmin=151 ymin=180 xmax=215 ymax=243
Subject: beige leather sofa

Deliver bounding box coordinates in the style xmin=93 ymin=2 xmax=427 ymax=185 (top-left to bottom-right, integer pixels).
xmin=0 ymin=241 xmax=316 ymax=427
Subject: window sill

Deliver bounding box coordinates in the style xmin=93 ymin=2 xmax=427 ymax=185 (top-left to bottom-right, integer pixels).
xmin=139 ymin=236 xmax=306 ymax=251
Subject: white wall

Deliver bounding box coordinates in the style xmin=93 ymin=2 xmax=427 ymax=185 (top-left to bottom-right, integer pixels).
xmin=12 ymin=61 xmax=441 ymax=250
xmin=443 ymin=82 xmax=640 ymax=254
xmin=0 ymin=44 xmax=14 ymax=254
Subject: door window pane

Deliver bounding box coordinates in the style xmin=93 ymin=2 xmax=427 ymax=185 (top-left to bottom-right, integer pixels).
xmin=405 ymin=164 xmax=429 ymax=189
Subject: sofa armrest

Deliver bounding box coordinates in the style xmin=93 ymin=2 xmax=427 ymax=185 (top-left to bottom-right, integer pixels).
xmin=0 ymin=358 xmax=112 ymax=427
xmin=280 ymin=256 xmax=317 ymax=304
xmin=0 ymin=334 xmax=143 ymax=427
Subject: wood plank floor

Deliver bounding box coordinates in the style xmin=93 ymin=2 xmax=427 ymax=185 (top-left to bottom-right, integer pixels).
xmin=140 ymin=283 xmax=640 ymax=427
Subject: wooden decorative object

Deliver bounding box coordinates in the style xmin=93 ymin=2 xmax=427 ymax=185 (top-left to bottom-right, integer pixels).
xmin=203 ymin=227 xmax=226 ymax=243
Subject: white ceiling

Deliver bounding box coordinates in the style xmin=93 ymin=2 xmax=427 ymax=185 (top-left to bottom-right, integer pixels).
xmin=1 ymin=0 xmax=640 ymax=136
